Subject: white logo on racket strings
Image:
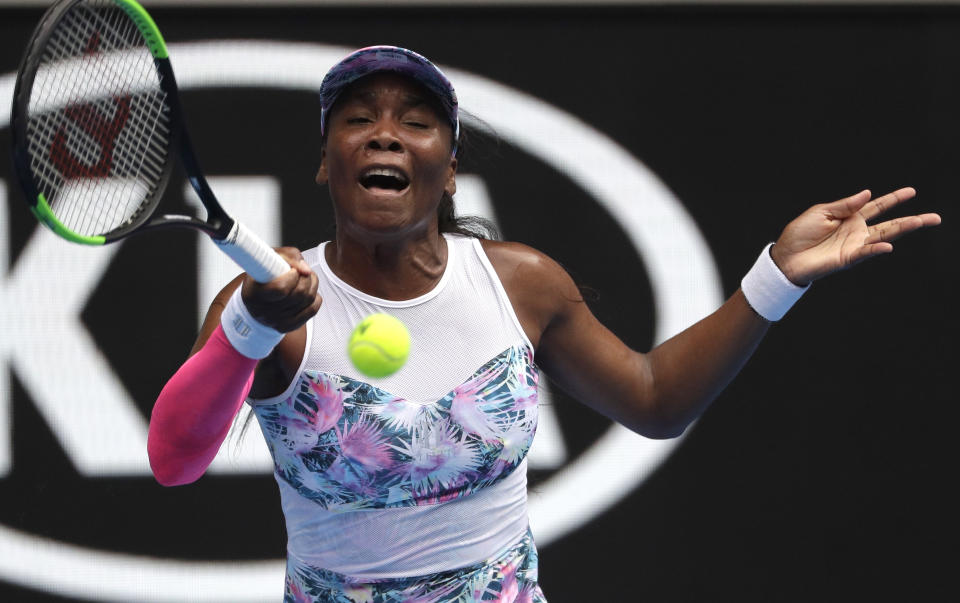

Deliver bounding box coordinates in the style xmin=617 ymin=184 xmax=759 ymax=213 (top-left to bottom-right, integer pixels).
xmin=0 ymin=42 xmax=722 ymax=602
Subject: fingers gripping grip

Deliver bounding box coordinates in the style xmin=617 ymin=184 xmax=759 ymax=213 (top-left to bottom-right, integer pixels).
xmin=213 ymin=221 xmax=290 ymax=283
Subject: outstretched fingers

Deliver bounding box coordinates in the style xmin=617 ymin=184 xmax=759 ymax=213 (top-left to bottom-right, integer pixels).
xmin=822 ymin=189 xmax=872 ymax=220
xmin=865 ymin=212 xmax=942 ymax=245
xmin=847 ymin=241 xmax=894 ymax=266
xmin=856 ymin=187 xmax=917 ymax=222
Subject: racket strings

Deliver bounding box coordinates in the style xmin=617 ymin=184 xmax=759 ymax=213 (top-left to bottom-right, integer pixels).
xmin=24 ymin=0 xmax=171 ymax=237
xmin=61 ymin=2 xmax=164 ymax=236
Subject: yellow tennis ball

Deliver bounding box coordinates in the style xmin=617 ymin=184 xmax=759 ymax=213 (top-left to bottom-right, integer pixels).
xmin=348 ymin=313 xmax=410 ymax=378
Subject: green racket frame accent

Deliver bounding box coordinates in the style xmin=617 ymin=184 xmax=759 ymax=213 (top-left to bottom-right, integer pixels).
xmin=113 ymin=0 xmax=168 ymax=59
xmin=31 ymin=193 xmax=106 ymax=245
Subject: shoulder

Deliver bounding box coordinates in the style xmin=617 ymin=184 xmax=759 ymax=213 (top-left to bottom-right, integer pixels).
xmin=478 ymin=239 xmax=581 ymax=338
xmin=479 ymin=239 xmax=572 ymax=287
xmin=476 ymin=238 xmax=556 ymax=271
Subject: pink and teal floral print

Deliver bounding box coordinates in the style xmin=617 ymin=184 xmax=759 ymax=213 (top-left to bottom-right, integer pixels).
xmin=254 ymin=345 xmax=539 ymax=511
xmin=283 ymin=528 xmax=546 ymax=602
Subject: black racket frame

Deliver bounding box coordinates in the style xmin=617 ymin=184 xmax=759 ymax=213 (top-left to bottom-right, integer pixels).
xmin=10 ymin=0 xmax=237 ymax=244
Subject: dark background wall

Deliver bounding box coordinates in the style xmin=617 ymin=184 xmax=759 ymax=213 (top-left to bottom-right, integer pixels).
xmin=0 ymin=3 xmax=954 ymax=601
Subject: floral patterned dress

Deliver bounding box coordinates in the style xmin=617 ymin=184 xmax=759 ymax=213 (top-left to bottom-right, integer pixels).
xmin=253 ymin=345 xmax=547 ymax=602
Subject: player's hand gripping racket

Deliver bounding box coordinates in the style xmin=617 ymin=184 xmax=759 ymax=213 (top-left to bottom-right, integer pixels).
xmin=10 ymin=0 xmax=289 ymax=283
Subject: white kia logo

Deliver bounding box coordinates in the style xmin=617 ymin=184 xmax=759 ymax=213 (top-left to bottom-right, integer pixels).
xmin=0 ymin=41 xmax=722 ymax=601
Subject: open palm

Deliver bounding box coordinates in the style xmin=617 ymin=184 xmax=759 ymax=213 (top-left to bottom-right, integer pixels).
xmin=770 ymin=187 xmax=941 ymax=285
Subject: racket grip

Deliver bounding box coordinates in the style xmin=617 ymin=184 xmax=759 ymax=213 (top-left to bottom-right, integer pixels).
xmin=213 ymin=221 xmax=290 ymax=283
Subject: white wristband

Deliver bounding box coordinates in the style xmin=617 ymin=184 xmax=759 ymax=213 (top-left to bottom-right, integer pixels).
xmin=220 ymin=288 xmax=284 ymax=359
xmin=741 ymin=243 xmax=810 ymax=322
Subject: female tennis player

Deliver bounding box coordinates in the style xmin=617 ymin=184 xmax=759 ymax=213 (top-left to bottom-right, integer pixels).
xmin=147 ymin=46 xmax=940 ymax=602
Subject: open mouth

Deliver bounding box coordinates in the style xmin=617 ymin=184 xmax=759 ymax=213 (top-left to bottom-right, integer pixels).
xmin=360 ymin=167 xmax=410 ymax=192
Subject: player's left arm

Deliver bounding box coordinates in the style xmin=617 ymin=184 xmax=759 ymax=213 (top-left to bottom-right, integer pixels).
xmin=518 ymin=249 xmax=770 ymax=440
xmin=508 ymin=187 xmax=940 ymax=439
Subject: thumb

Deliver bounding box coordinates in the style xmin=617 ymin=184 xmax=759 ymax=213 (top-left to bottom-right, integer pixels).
xmin=273 ymin=246 xmax=311 ymax=275
xmin=821 ymin=189 xmax=872 ymax=219
xmin=293 ymin=257 xmax=312 ymax=276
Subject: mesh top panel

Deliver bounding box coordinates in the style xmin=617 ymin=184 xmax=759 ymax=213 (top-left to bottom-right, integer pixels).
xmin=24 ymin=0 xmax=171 ymax=237
xmin=284 ymin=234 xmax=532 ymax=404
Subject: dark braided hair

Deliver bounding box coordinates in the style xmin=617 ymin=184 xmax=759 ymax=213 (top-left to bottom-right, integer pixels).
xmin=437 ymin=125 xmax=500 ymax=241
xmin=437 ymin=191 xmax=499 ymax=241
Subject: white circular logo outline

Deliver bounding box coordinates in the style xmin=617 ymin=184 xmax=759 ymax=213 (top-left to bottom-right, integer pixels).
xmin=0 ymin=41 xmax=723 ymax=601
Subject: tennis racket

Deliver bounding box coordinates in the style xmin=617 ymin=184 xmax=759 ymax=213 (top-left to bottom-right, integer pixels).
xmin=10 ymin=0 xmax=289 ymax=283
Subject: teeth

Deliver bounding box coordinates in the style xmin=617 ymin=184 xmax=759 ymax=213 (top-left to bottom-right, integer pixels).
xmin=363 ymin=167 xmax=408 ymax=184
xmin=360 ymin=166 xmax=410 ymax=192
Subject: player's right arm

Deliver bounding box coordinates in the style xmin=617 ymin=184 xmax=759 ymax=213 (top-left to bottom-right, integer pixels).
xmin=148 ymin=248 xmax=320 ymax=486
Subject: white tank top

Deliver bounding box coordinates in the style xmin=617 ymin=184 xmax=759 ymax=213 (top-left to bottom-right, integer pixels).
xmin=250 ymin=234 xmax=539 ymax=578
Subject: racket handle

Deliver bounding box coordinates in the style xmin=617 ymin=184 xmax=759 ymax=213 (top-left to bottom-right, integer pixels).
xmin=213 ymin=221 xmax=290 ymax=283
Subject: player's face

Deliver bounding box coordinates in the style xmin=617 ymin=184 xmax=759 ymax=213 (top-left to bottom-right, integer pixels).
xmin=317 ymin=73 xmax=457 ymax=241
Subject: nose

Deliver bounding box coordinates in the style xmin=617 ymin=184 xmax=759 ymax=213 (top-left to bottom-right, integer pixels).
xmin=365 ymin=119 xmax=403 ymax=153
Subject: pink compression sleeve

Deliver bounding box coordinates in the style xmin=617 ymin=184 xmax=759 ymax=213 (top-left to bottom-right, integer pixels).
xmin=148 ymin=324 xmax=258 ymax=486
